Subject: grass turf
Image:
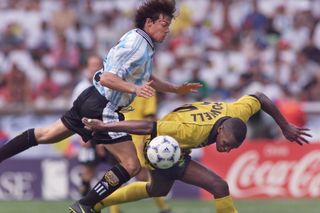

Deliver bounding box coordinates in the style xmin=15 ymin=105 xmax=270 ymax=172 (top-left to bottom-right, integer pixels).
xmin=0 ymin=199 xmax=319 ymax=213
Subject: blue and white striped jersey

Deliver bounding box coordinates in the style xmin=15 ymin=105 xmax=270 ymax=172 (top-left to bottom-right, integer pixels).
xmin=93 ymin=29 xmax=155 ymax=108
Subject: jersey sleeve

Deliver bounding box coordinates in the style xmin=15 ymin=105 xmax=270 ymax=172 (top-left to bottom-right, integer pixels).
xmin=227 ymin=95 xmax=261 ymax=122
xmin=103 ymin=36 xmax=148 ymax=79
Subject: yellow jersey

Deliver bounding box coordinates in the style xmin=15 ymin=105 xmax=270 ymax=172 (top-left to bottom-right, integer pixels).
xmin=154 ymin=95 xmax=261 ymax=149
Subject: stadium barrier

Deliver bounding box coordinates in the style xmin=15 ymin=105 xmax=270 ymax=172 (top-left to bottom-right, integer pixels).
xmin=201 ymin=140 xmax=320 ymax=199
xmin=0 ymin=157 xmax=199 ymax=200
xmin=0 ymin=141 xmax=319 ymax=200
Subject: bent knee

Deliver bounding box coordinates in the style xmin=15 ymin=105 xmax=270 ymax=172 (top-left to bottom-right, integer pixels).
xmin=210 ymin=178 xmax=229 ymax=197
xmin=121 ymin=158 xmax=141 ymax=177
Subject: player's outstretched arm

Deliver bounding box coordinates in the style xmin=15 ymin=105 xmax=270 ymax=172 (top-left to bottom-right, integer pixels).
xmin=150 ymin=74 xmax=202 ymax=94
xmin=253 ymin=92 xmax=312 ymax=145
xmin=82 ymin=118 xmax=153 ymax=135
xmin=100 ymin=72 xmax=155 ymax=98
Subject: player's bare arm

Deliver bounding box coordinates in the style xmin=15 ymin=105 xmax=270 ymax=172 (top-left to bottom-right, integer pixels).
xmin=150 ymin=74 xmax=202 ymax=94
xmin=135 ymin=81 xmax=156 ymax=98
xmin=82 ymin=118 xmax=153 ymax=135
xmin=253 ymin=92 xmax=312 ymax=145
xmin=100 ymin=72 xmax=155 ymax=98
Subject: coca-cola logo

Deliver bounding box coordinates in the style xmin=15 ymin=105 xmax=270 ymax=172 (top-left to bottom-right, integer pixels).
xmin=227 ymin=150 xmax=320 ymax=198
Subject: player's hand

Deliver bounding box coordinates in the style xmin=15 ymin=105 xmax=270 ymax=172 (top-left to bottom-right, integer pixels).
xmin=176 ymin=82 xmax=202 ymax=94
xmin=281 ymin=124 xmax=312 ymax=145
xmin=135 ymin=81 xmax=155 ymax=98
xmin=82 ymin=117 xmax=105 ymax=131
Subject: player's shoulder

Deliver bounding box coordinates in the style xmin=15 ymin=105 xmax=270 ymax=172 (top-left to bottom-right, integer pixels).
xmin=234 ymin=95 xmax=260 ymax=103
xmin=119 ymin=29 xmax=148 ymax=48
xmin=229 ymin=95 xmax=261 ymax=111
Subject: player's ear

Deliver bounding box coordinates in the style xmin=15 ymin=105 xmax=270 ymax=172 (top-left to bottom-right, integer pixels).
xmin=217 ymin=125 xmax=224 ymax=133
xmin=145 ymin=18 xmax=153 ymax=26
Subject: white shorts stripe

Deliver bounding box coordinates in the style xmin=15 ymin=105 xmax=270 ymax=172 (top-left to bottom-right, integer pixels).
xmin=102 ymin=102 xmax=128 ymax=139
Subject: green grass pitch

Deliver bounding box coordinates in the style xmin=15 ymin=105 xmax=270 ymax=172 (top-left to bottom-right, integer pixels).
xmin=0 ymin=199 xmax=319 ymax=213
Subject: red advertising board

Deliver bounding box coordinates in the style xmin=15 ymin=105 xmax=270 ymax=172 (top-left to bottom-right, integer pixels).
xmin=201 ymin=141 xmax=320 ymax=199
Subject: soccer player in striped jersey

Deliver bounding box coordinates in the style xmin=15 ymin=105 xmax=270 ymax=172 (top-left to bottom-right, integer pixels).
xmin=82 ymin=92 xmax=311 ymax=213
xmin=0 ymin=1 xmax=201 ymax=213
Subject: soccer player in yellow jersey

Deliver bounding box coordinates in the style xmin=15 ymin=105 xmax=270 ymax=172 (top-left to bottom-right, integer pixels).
xmin=82 ymin=92 xmax=311 ymax=213
xmin=108 ymin=95 xmax=172 ymax=213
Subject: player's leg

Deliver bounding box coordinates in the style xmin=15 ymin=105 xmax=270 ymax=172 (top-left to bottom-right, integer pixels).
xmin=103 ymin=148 xmax=123 ymax=213
xmin=94 ymin=182 xmax=149 ymax=212
xmin=74 ymin=143 xmax=124 ymax=213
xmin=179 ymin=160 xmax=238 ymax=213
xmin=153 ymin=197 xmax=171 ymax=213
xmin=0 ymin=86 xmax=102 ymax=164
xmin=93 ymin=170 xmax=174 ymax=212
xmin=75 ymin=140 xmax=141 ymax=208
xmin=133 ymin=134 xmax=172 ymax=213
xmin=109 ymin=205 xmax=121 ymax=213
xmin=70 ymin=87 xmax=141 ymax=211
xmin=147 ymin=170 xmax=174 ymax=213
xmin=136 ymin=168 xmax=171 ymax=213
xmin=0 ymin=119 xmax=73 ymax=163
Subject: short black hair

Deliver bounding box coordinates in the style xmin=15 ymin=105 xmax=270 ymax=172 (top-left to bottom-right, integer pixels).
xmin=135 ymin=0 xmax=176 ymax=29
xmin=224 ymin=118 xmax=247 ymax=146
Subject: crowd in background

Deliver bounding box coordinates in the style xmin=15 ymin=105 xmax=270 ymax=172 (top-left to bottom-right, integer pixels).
xmin=0 ymin=0 xmax=319 ymax=142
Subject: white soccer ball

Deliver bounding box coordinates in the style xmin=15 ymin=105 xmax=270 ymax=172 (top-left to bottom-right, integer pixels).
xmin=146 ymin=135 xmax=181 ymax=169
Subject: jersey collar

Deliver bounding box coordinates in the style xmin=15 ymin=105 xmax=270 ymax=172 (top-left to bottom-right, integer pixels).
xmin=136 ymin=28 xmax=155 ymax=50
xmin=206 ymin=116 xmax=231 ymax=146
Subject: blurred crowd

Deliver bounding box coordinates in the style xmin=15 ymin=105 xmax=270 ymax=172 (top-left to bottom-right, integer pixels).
xmin=0 ymin=0 xmax=319 ymax=140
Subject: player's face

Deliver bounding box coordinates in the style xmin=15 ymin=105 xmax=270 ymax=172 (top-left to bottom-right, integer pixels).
xmin=146 ymin=14 xmax=171 ymax=42
xmin=215 ymin=127 xmax=239 ymax=153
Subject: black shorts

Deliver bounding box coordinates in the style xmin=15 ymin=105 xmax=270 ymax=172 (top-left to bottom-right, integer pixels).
xmin=61 ymin=86 xmax=131 ymax=144
xmin=150 ymin=154 xmax=191 ymax=180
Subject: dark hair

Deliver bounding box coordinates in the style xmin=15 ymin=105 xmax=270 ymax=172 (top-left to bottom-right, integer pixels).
xmin=135 ymin=0 xmax=176 ymax=29
xmin=224 ymin=118 xmax=247 ymax=145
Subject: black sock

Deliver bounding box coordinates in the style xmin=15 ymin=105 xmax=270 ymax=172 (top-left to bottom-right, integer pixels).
xmin=79 ymin=180 xmax=91 ymax=196
xmin=0 ymin=129 xmax=38 ymax=163
xmin=79 ymin=164 xmax=131 ymax=206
